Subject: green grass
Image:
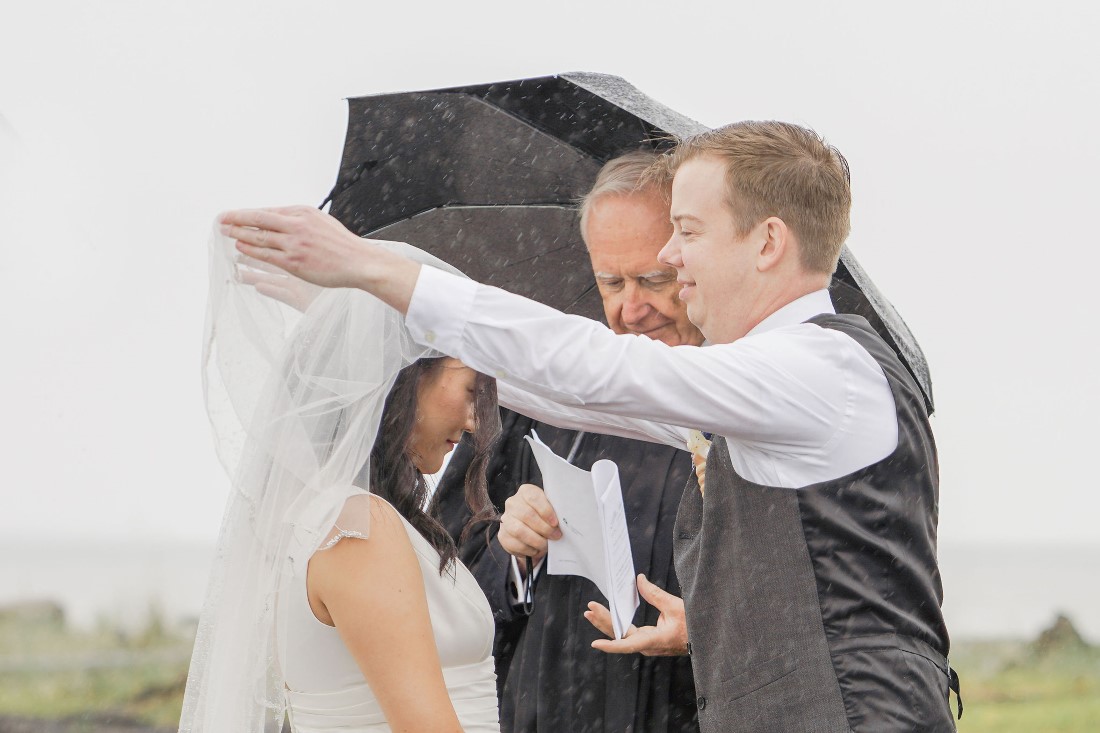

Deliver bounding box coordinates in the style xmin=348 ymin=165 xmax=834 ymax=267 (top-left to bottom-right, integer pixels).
xmin=0 ymin=664 xmax=187 ymax=728
xmin=952 ymin=638 xmax=1100 ymax=732
xmin=0 ymin=611 xmax=1097 ymax=731
xmin=0 ymin=611 xmax=190 ymax=729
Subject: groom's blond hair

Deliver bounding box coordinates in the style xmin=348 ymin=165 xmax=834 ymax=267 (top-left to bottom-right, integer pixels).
xmin=652 ymin=121 xmax=852 ymax=275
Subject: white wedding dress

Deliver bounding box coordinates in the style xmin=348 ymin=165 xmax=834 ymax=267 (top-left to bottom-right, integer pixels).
xmin=279 ymin=501 xmax=501 ymax=732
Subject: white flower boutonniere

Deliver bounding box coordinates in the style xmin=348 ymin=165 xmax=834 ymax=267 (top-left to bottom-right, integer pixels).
xmin=686 ymin=430 xmax=712 ymax=496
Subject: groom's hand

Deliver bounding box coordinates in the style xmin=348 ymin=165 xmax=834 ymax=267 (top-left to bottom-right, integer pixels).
xmin=498 ymin=483 xmax=562 ymax=562
xmin=220 ymin=206 xmax=421 ymax=314
xmin=236 ymin=254 xmax=321 ymax=313
xmin=585 ymin=574 xmax=689 ymax=656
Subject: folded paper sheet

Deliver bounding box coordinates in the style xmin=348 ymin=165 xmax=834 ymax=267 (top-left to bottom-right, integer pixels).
xmin=525 ymin=431 xmax=639 ymax=639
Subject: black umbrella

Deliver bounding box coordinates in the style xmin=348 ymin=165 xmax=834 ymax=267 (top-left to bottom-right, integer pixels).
xmin=325 ymin=72 xmax=934 ymax=412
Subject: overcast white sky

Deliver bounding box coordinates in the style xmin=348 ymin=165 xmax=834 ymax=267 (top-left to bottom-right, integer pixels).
xmin=2 ymin=0 xmax=1098 ymax=549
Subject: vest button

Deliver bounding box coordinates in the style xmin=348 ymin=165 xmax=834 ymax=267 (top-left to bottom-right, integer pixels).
xmin=697 ymin=696 xmax=707 ymax=710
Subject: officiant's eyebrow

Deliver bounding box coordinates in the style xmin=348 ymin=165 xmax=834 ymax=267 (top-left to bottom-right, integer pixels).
xmin=595 ymin=270 xmax=675 ymax=282
xmin=598 ymin=268 xmax=673 ymax=286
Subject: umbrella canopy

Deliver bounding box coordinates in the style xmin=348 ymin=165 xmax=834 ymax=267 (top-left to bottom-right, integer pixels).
xmin=326 ymin=72 xmax=933 ymax=412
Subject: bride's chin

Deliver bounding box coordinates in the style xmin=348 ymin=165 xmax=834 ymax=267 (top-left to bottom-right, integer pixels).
xmin=413 ymin=454 xmax=443 ymax=476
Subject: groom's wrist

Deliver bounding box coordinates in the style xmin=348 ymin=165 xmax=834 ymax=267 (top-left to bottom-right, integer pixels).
xmin=353 ymin=245 xmax=421 ymax=315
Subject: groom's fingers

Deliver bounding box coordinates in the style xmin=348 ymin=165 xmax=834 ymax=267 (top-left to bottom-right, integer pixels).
xmin=253 ymin=282 xmax=300 ymax=310
xmin=238 ymin=267 xmax=288 ymax=288
xmin=222 ymin=205 xmax=326 ymax=237
xmin=220 ymin=208 xmax=295 ymax=233
xmin=590 ymin=624 xmax=647 ymax=655
xmin=235 ymin=240 xmax=288 ymax=271
xmin=220 ymin=209 xmax=300 ymax=257
xmin=222 ymin=222 xmax=288 ymax=251
xmin=636 ymin=574 xmax=689 ymax=656
xmin=586 ymin=597 xmax=687 ymax=656
xmin=237 ymin=252 xmax=291 ymax=275
xmin=584 ymin=601 xmax=614 ymax=638
xmin=637 ymin=574 xmax=680 ymax=612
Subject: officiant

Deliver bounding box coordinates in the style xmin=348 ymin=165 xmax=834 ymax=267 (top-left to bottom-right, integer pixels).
xmin=432 ymin=152 xmax=700 ymax=733
xmin=223 ymin=119 xmax=959 ymax=732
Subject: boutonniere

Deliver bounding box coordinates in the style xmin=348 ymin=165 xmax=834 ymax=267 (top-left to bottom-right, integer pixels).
xmin=687 ymin=430 xmax=712 ymax=496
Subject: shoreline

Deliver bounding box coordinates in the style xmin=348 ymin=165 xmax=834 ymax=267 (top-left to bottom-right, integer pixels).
xmin=2 ymin=539 xmax=1098 ymax=641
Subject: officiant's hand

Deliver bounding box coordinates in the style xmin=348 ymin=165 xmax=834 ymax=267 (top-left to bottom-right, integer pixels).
xmin=498 ymin=483 xmax=562 ymax=563
xmin=585 ymin=574 xmax=689 ymax=656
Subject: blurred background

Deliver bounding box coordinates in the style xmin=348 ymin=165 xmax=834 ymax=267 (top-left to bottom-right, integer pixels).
xmin=1 ymin=0 xmax=1097 ymax=730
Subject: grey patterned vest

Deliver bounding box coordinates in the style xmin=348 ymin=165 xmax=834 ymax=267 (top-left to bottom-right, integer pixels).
xmin=674 ymin=313 xmax=956 ymax=733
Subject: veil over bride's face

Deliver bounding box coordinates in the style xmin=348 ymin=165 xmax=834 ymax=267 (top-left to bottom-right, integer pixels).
xmin=408 ymin=357 xmax=479 ymax=474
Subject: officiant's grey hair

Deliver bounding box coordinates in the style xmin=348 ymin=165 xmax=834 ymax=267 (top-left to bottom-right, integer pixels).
xmin=578 ymin=150 xmax=668 ymax=245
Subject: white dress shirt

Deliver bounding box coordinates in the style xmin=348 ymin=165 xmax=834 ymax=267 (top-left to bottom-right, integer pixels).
xmin=407 ymin=266 xmax=898 ymax=490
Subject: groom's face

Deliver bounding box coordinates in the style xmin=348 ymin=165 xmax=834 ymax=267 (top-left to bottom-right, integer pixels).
xmin=660 ymin=154 xmax=760 ymax=344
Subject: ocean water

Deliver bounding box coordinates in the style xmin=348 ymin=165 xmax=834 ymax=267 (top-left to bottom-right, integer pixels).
xmin=0 ymin=540 xmax=217 ymax=632
xmin=938 ymin=542 xmax=1100 ymax=642
xmin=0 ymin=539 xmax=1097 ymax=642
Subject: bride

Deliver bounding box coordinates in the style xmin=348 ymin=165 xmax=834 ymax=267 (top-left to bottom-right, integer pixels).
xmin=180 ymin=228 xmax=503 ymax=732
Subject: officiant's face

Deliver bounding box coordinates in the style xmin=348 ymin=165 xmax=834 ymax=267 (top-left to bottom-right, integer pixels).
xmin=408 ymin=358 xmax=479 ymax=474
xmin=585 ymin=192 xmax=703 ymax=347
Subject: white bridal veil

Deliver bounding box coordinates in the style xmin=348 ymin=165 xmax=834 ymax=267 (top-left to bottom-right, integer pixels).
xmin=181 ymin=224 xmax=463 ymax=732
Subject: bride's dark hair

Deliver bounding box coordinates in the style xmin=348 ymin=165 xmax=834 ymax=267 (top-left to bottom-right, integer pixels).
xmin=368 ymin=357 xmax=500 ymax=574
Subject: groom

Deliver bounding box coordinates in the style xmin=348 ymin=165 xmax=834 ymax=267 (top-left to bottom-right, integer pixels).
xmin=223 ymin=120 xmax=959 ymax=732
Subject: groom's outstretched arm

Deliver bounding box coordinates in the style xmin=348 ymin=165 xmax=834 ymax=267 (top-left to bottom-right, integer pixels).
xmin=222 ymin=206 xmax=857 ymax=462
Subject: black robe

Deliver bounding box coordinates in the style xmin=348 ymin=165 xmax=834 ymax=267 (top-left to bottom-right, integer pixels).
xmin=434 ymin=409 xmax=699 ymax=733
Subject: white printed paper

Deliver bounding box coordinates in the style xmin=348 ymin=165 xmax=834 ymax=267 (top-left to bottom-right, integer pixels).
xmin=525 ymin=431 xmax=639 ymax=639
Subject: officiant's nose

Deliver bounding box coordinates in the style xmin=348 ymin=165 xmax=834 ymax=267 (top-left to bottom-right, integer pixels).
xmin=621 ymin=293 xmax=655 ymax=328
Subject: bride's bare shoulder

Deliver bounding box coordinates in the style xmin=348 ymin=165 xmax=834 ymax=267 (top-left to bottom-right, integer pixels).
xmin=316 ymin=494 xmax=409 ymax=551
xmin=307 ymin=494 xmax=421 ymax=625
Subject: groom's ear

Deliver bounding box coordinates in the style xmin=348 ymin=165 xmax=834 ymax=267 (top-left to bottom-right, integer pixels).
xmin=755 ymin=217 xmax=790 ymax=273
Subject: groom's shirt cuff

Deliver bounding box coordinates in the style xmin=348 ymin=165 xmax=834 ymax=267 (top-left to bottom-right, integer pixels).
xmin=406 ymin=266 xmax=478 ymax=355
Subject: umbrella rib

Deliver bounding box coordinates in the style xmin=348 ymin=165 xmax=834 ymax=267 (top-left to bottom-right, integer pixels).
xmin=504 ymin=243 xmax=579 ymax=267
xmin=392 ymin=201 xmax=579 ymax=221
xmin=476 ymin=153 xmax=592 ymax=180
xmin=362 ymin=202 xmax=578 ymax=237
xmin=562 ymin=281 xmax=599 ymax=312
xmin=442 ymin=201 xmax=577 ymax=210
